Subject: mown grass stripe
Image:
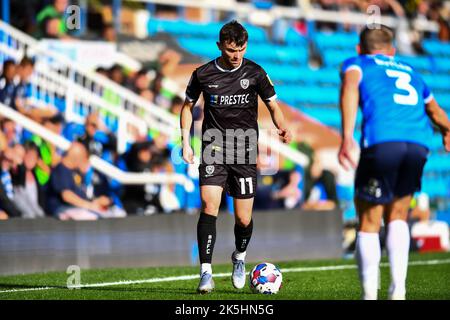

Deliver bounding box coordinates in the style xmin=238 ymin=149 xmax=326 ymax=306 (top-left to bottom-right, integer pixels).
xmin=1 ymin=258 xmax=449 ymax=294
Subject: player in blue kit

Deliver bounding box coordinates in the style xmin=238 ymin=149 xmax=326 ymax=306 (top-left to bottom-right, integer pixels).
xmin=338 ymin=25 xmax=450 ymax=300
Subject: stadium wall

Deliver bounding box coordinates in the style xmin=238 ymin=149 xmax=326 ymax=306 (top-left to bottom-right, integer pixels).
xmin=0 ymin=210 xmax=343 ymax=275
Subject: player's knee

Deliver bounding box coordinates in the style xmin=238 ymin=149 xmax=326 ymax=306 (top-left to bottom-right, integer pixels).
xmin=201 ymin=201 xmax=220 ymax=215
xmin=359 ymin=215 xmax=382 ymax=232
xmin=235 ymin=216 xmax=251 ymax=227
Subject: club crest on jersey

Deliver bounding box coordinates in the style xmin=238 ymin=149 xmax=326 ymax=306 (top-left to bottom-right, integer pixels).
xmin=205 ymin=165 xmax=215 ymax=176
xmin=240 ymin=79 xmax=249 ymax=89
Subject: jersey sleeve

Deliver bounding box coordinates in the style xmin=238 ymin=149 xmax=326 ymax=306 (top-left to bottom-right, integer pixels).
xmin=256 ymin=67 xmax=277 ymax=101
xmin=340 ymin=56 xmax=363 ymax=82
xmin=185 ymin=69 xmax=202 ymax=103
xmin=421 ymin=77 xmax=434 ymax=104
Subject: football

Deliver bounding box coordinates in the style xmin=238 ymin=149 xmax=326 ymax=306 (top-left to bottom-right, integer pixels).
xmin=249 ymin=262 xmax=283 ymax=294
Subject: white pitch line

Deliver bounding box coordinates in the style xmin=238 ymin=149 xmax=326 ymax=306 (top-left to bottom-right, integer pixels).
xmin=0 ymin=286 xmax=53 ymax=294
xmin=1 ymin=258 xmax=449 ymax=294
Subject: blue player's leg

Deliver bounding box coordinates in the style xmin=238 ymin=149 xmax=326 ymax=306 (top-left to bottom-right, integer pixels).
xmin=384 ymin=195 xmax=412 ymax=300
xmin=355 ymin=198 xmax=384 ymax=300
xmin=383 ymin=143 xmax=428 ymax=300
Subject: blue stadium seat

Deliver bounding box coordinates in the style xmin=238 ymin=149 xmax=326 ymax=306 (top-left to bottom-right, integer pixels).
xmin=396 ymin=55 xmax=432 ymax=71
xmin=147 ymin=18 xmax=268 ymax=42
xmin=433 ymin=57 xmax=450 ymax=72
xmin=422 ymin=177 xmax=450 ymax=198
xmin=260 ymin=64 xmax=340 ymax=85
xmin=434 ymin=93 xmax=450 ymax=109
xmin=314 ymin=31 xmax=358 ymax=50
xmin=421 ymin=74 xmax=450 ymax=91
xmin=177 ymin=37 xmax=308 ymax=64
xmin=322 ymin=49 xmax=355 ymax=67
xmin=436 ymin=210 xmax=450 ymax=225
xmin=424 ymin=154 xmax=450 ymax=172
xmin=423 ymin=39 xmax=450 ymax=56
xmin=284 ymin=27 xmax=307 ymax=46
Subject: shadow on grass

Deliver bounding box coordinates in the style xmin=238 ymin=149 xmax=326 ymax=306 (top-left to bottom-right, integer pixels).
xmin=0 ymin=283 xmax=66 ymax=290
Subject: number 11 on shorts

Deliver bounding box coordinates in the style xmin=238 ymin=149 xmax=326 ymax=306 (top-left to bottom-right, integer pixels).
xmin=239 ymin=177 xmax=253 ymax=195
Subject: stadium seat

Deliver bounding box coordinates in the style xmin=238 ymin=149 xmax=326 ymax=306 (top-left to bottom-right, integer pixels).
xmin=177 ymin=37 xmax=308 ymax=64
xmin=423 ymin=39 xmax=450 ymax=57
xmin=322 ymin=49 xmax=355 ymax=67
xmin=284 ymin=27 xmax=307 ymax=46
xmin=421 ymin=74 xmax=450 ymax=91
xmin=396 ymin=55 xmax=432 ymax=71
xmin=147 ymin=18 xmax=268 ymax=42
xmin=433 ymin=57 xmax=450 ymax=72
xmin=314 ymin=31 xmax=359 ymax=50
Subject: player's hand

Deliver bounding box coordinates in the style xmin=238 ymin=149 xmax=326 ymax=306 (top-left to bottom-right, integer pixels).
xmin=278 ymin=128 xmax=292 ymax=144
xmin=443 ymin=130 xmax=450 ymax=152
xmin=338 ymin=137 xmax=357 ymax=171
xmin=94 ymin=196 xmax=112 ymax=209
xmin=182 ymin=145 xmax=194 ymax=164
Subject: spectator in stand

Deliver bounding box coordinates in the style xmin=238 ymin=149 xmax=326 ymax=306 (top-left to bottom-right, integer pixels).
xmin=152 ymin=73 xmax=172 ymax=110
xmin=109 ymin=64 xmax=125 ymax=86
xmin=0 ymin=60 xmax=17 ymax=109
xmin=129 ymin=69 xmax=151 ymax=96
xmin=14 ymin=57 xmax=58 ymax=122
xmin=129 ymin=69 xmax=156 ymax=102
xmin=428 ymin=1 xmax=450 ymax=41
xmin=0 ymin=146 xmax=25 ymax=219
xmin=170 ymin=95 xmax=184 ymax=116
xmin=10 ymin=141 xmax=47 ymax=218
xmin=272 ymin=141 xmax=339 ymax=210
xmin=46 ymin=142 xmax=110 ymax=220
xmin=36 ymin=0 xmax=71 ymax=40
xmin=1 ymin=118 xmax=22 ymax=147
xmin=30 ymin=113 xmax=64 ymax=186
xmin=102 ymin=23 xmax=117 ymax=42
xmin=96 ymin=67 xmax=108 ymax=78
xmin=103 ymin=64 xmax=124 ymax=107
xmin=76 ymin=112 xmax=117 ymax=161
xmin=122 ymin=140 xmax=163 ymax=215
xmin=297 ymin=141 xmax=338 ymax=210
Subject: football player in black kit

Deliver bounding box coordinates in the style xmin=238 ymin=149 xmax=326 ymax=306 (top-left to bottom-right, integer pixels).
xmin=180 ymin=20 xmax=292 ymax=293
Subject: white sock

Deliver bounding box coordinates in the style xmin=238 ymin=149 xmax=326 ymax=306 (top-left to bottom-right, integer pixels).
xmin=356 ymin=231 xmax=381 ymax=300
xmin=386 ymin=220 xmax=410 ymax=299
xmin=233 ymin=250 xmax=246 ymax=261
xmin=201 ymin=263 xmax=212 ymax=275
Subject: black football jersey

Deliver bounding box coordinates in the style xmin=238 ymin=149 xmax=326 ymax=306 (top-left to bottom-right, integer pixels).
xmin=186 ymin=58 xmax=276 ymax=164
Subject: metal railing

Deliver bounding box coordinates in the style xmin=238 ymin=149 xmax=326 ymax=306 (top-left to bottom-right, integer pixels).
xmin=0 ymin=102 xmax=194 ymax=191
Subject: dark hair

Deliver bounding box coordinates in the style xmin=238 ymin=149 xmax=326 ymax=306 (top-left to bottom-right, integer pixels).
xmin=219 ymin=20 xmax=248 ymax=46
xmin=23 ymin=140 xmax=39 ymax=154
xmin=359 ymin=24 xmax=394 ymax=53
xmin=171 ymin=95 xmax=183 ymax=106
xmin=45 ymin=113 xmax=64 ymax=124
xmin=2 ymin=59 xmax=16 ymax=71
xmin=19 ymin=56 xmax=35 ymax=68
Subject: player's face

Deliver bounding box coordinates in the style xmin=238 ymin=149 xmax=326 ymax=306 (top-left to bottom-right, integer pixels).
xmin=218 ymin=41 xmax=247 ymax=68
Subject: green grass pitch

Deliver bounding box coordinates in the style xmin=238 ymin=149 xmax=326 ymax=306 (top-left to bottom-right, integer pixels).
xmin=0 ymin=252 xmax=449 ymax=300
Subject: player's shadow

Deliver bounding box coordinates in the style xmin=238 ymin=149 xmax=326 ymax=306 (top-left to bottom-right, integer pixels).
xmin=0 ymin=283 xmax=66 ymax=290
xmin=79 ymin=286 xmax=197 ymax=295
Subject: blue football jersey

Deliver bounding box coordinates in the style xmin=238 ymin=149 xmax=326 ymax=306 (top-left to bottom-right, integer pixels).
xmin=341 ymin=54 xmax=434 ymax=149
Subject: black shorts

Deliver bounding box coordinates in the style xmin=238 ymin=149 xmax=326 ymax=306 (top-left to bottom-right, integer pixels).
xmin=199 ymin=164 xmax=257 ymax=199
xmin=355 ymin=142 xmax=429 ymax=204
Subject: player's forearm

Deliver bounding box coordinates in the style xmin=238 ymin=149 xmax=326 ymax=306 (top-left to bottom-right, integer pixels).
xmin=266 ymin=101 xmax=288 ymax=131
xmin=426 ymin=99 xmax=450 ymax=134
xmin=180 ymin=104 xmax=193 ymax=146
xmin=340 ymin=85 xmax=359 ymax=140
xmin=62 ymin=190 xmax=93 ymax=210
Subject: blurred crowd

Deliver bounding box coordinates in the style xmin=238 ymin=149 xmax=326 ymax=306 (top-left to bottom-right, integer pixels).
xmin=0 ymin=55 xmax=189 ymax=221
xmin=311 ymin=0 xmax=450 ymax=41
xmin=0 ymin=54 xmax=340 ymax=220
